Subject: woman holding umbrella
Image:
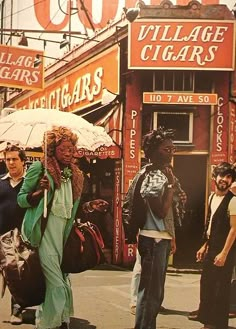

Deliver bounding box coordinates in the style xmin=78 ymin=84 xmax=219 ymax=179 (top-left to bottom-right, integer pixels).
xmin=17 ymin=126 xmax=108 ymax=329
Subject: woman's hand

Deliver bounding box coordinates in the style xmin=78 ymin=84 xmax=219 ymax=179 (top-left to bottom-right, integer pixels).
xmin=39 ymin=175 xmax=50 ymax=191
xmin=27 ymin=175 xmax=50 ymax=206
xmin=91 ymin=199 xmax=109 ymax=213
xmin=83 ymin=199 xmax=109 ymax=213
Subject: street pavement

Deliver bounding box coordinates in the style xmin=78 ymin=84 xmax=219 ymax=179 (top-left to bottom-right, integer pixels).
xmin=0 ymin=265 xmax=236 ymax=329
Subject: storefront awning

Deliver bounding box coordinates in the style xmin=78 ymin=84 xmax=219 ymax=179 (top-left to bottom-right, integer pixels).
xmin=78 ymin=101 xmax=123 ymax=159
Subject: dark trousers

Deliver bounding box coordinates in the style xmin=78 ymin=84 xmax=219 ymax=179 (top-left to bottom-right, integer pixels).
xmin=230 ymin=279 xmax=236 ymax=312
xmin=134 ymin=236 xmax=171 ymax=329
xmin=198 ymin=250 xmax=234 ymax=329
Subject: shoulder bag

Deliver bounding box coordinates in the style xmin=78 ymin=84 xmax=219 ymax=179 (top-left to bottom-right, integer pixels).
xmin=61 ymin=221 xmax=106 ymax=273
xmin=0 ymin=228 xmax=46 ymax=307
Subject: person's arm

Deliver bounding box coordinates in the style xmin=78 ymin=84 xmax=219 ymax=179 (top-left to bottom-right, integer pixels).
xmin=17 ymin=161 xmax=44 ymax=208
xmin=214 ymin=215 xmax=236 ymax=266
xmin=148 ymin=166 xmax=174 ymax=218
xmin=148 ymin=188 xmax=174 ymax=219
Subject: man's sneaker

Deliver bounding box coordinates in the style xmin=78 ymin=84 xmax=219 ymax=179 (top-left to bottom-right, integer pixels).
xmin=130 ymin=305 xmax=136 ymax=315
xmin=188 ymin=309 xmax=199 ymax=321
xmin=60 ymin=322 xmax=70 ymax=329
xmin=10 ymin=313 xmax=23 ymax=325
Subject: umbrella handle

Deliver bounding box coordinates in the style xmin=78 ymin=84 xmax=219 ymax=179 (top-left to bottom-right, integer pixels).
xmin=43 ymin=189 xmax=48 ymax=218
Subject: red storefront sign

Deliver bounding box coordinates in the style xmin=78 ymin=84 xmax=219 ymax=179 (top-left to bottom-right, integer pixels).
xmin=128 ymin=20 xmax=235 ymax=70
xmin=113 ymin=161 xmax=122 ymax=264
xmin=228 ymin=104 xmax=236 ymax=163
xmin=211 ymin=96 xmax=228 ymax=165
xmin=123 ymin=76 xmax=142 ymax=192
xmin=76 ymin=145 xmax=121 ymax=159
xmin=143 ymin=92 xmax=218 ymax=105
xmin=0 ymin=45 xmax=44 ymax=90
xmin=122 ymin=80 xmax=142 ymax=265
xmin=12 ymin=45 xmax=120 ymax=112
xmin=123 ymin=107 xmax=141 ymax=193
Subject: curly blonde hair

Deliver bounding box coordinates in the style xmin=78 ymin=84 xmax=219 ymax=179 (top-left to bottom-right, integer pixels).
xmin=41 ymin=126 xmax=83 ymax=200
xmin=43 ymin=126 xmax=78 ymax=157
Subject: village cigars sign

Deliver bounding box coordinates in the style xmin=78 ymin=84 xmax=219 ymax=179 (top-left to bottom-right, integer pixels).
xmin=128 ymin=20 xmax=235 ymax=70
xmin=13 ymin=45 xmax=119 ymax=112
xmin=0 ymin=45 xmax=44 ymax=90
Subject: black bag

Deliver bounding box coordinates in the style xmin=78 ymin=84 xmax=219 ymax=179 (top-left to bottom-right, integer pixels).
xmin=0 ymin=228 xmax=46 ymax=307
xmin=61 ymin=221 xmax=106 ymax=273
xmin=122 ymin=171 xmax=147 ymax=244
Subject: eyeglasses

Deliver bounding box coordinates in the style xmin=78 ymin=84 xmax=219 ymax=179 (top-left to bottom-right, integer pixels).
xmin=162 ymin=147 xmax=176 ymax=153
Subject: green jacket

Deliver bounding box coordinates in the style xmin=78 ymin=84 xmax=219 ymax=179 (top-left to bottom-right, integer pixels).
xmin=17 ymin=161 xmax=80 ymax=247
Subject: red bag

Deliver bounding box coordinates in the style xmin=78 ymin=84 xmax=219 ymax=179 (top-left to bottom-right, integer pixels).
xmin=61 ymin=221 xmax=106 ymax=273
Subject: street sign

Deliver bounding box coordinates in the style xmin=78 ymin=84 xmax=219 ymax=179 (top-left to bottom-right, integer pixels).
xmin=143 ymin=92 xmax=218 ymax=105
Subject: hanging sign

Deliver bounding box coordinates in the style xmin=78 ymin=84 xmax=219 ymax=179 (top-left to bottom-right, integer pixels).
xmin=12 ymin=45 xmax=119 ymax=112
xmin=0 ymin=45 xmax=44 ymax=90
xmin=129 ymin=20 xmax=235 ymax=70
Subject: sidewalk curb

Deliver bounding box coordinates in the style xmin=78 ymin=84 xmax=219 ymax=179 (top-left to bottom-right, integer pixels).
xmin=95 ymin=263 xmax=202 ymax=274
xmin=167 ymin=266 xmax=202 ymax=274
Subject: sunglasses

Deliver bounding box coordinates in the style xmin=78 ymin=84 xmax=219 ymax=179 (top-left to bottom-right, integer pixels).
xmin=162 ymin=147 xmax=176 ymax=153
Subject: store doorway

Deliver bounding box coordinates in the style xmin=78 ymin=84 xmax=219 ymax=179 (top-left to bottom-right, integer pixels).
xmin=173 ymin=155 xmax=207 ymax=267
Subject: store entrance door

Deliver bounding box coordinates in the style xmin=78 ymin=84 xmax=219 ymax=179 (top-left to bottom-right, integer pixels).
xmin=173 ymin=155 xmax=207 ymax=267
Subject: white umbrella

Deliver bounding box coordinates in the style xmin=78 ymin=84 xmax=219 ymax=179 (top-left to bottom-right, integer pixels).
xmin=0 ymin=108 xmax=114 ymax=217
xmin=0 ymin=108 xmax=113 ymax=151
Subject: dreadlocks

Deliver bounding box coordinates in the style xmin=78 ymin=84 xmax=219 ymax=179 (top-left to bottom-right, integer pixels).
xmin=142 ymin=127 xmax=175 ymax=159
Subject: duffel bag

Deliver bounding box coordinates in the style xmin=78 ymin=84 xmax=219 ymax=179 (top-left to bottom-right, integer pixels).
xmin=0 ymin=228 xmax=46 ymax=307
xmin=61 ymin=221 xmax=106 ymax=273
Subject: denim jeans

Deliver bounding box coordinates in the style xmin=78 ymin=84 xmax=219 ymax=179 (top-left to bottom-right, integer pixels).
xmin=135 ymin=236 xmax=171 ymax=329
xmin=130 ymin=249 xmax=141 ymax=307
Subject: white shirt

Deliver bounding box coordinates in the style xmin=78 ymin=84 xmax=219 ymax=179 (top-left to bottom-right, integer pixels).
xmin=1 ymin=171 xmax=26 ymax=188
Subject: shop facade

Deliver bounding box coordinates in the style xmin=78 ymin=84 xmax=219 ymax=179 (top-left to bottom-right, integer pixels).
xmin=121 ymin=1 xmax=236 ymax=267
xmin=4 ymin=1 xmax=236 ymax=267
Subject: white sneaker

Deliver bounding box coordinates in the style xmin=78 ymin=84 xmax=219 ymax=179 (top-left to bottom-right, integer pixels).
xmin=10 ymin=313 xmax=23 ymax=325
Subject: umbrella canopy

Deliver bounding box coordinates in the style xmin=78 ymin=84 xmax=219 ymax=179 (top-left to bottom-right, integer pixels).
xmin=0 ymin=108 xmax=113 ymax=151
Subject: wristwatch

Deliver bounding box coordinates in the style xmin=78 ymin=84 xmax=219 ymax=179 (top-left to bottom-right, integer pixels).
xmin=167 ymin=184 xmax=174 ymax=189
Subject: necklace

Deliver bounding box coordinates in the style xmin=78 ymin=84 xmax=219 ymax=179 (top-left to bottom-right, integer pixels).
xmin=61 ymin=167 xmax=72 ymax=183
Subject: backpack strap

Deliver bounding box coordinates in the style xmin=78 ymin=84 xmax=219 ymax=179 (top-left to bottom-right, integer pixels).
xmin=0 ymin=271 xmax=7 ymax=299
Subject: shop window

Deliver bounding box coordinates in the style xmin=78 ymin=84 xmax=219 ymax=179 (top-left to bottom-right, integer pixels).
xmin=195 ymin=71 xmax=213 ymax=92
xmin=153 ymin=111 xmax=193 ymax=144
xmin=153 ymin=71 xmax=194 ymax=92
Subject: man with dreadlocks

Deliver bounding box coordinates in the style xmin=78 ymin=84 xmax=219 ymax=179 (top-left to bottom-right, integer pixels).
xmin=123 ymin=127 xmax=186 ymax=329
